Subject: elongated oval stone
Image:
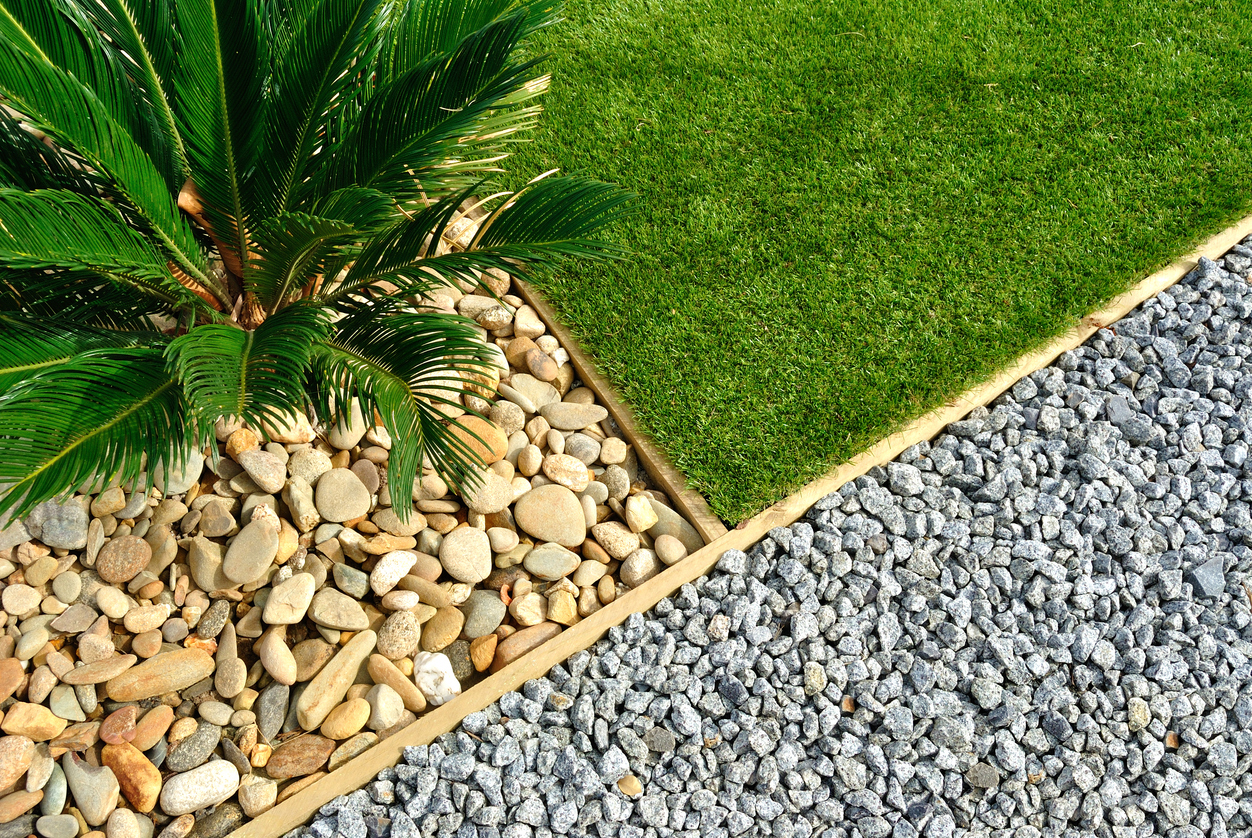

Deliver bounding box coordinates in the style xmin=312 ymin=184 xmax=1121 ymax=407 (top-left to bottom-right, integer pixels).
xmin=295 ymin=630 xmax=376 ymax=731
xmin=105 ymin=649 xmax=214 ymax=702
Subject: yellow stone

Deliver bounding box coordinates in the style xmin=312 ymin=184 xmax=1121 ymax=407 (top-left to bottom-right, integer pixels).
xmin=617 ymin=775 xmax=642 ymax=796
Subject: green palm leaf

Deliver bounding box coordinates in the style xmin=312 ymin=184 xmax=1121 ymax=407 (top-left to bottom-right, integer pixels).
xmin=0 ymin=0 xmax=179 ymax=189
xmin=470 ymin=175 xmax=633 ymax=257
xmin=248 ymin=211 xmax=355 ymax=312
xmin=0 ymin=268 xmax=169 ymax=329
xmin=0 ymin=108 xmax=96 ymax=193
xmin=325 ymin=13 xmax=547 ymax=202
xmin=258 ymin=0 xmax=384 ymax=217
xmin=0 ymin=346 xmax=199 ymax=519
xmin=327 ymin=177 xmax=631 ymax=303
xmin=311 ymin=301 xmax=498 ymax=521
xmin=380 ymin=0 xmax=558 ymax=82
xmin=171 ymin=0 xmax=265 ymax=281
xmin=0 ymin=188 xmax=217 ymax=315
xmin=0 ymin=313 xmax=160 ymax=391
xmin=165 ymin=301 xmax=331 ymax=429
xmin=0 ymin=38 xmax=213 ymax=291
xmin=78 ymin=0 xmax=186 ymax=180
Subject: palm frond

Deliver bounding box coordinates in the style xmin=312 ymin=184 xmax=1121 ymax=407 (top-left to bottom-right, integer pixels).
xmin=0 ymin=0 xmax=180 ymax=189
xmin=0 ymin=346 xmax=199 ymax=520
xmin=0 ymin=267 xmax=168 ymax=329
xmin=323 ymin=185 xmax=471 ymax=302
xmin=0 ymin=188 xmax=219 ymax=316
xmin=248 ymin=211 xmax=355 ymax=312
xmin=0 ymin=108 xmax=97 ymax=193
xmin=171 ymin=0 xmax=266 ymax=282
xmin=0 ymin=312 xmax=161 ymax=391
xmin=0 ymin=38 xmax=212 ymax=290
xmin=324 ymin=13 xmax=547 ymax=202
xmin=78 ymin=0 xmax=186 ymax=180
xmin=165 ymin=301 xmax=331 ymax=429
xmin=379 ymin=0 xmax=559 ymax=83
xmin=257 ymin=0 xmax=385 ymax=217
xmin=326 ymin=177 xmax=631 ymax=303
xmin=470 ymin=175 xmax=632 ymax=257
xmin=311 ymin=301 xmax=498 ymax=521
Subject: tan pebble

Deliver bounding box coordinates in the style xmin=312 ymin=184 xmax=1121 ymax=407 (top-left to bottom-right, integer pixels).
xmin=166 ymin=717 xmax=198 ymax=748
xmin=236 ymin=774 xmax=277 ymax=818
xmin=27 ymin=667 xmax=56 ymax=705
xmin=582 ymin=540 xmax=611 ymax=564
xmin=0 ymin=658 xmax=23 ymax=704
xmin=598 ymin=576 xmax=616 ymax=604
xmin=24 ymin=556 xmax=58 ymax=588
xmin=546 ymin=590 xmax=579 ymax=626
xmin=653 ymin=533 xmax=688 ymax=566
xmin=122 ymin=604 xmax=169 ymax=634
xmin=90 ymin=487 xmax=127 ymax=518
xmin=1 ymin=703 xmax=66 ymax=741
xmin=599 ymin=437 xmax=628 ymax=464
xmin=101 ymin=742 xmax=160 ymax=813
xmin=577 ymin=587 xmax=601 ymax=618
xmin=397 ymin=575 xmax=450 ymax=608
xmin=517 ymin=445 xmax=542 ymax=477
xmin=425 ymin=514 xmax=457 ymax=534
xmin=508 ymin=592 xmax=546 ymax=627
xmin=48 ymin=721 xmax=98 ymax=756
xmin=379 ymin=590 xmax=421 ymax=611
xmin=257 ymin=629 xmax=297 ymax=685
xmin=320 ymin=699 xmax=370 ymax=740
xmin=405 ymin=552 xmax=440 ymax=582
xmin=624 ymin=494 xmax=660 ymax=533
xmin=491 ymin=622 xmax=561 ymax=672
xmin=136 ymin=579 xmax=164 ymax=600
xmin=0 ymin=789 xmax=43 ymax=822
xmin=294 ymin=629 xmax=377 ymax=730
xmin=470 ymin=634 xmax=497 ymax=672
xmin=225 ymin=428 xmax=259 ymax=458
xmin=274 ymin=771 xmax=324 ymax=804
xmin=0 ymin=736 xmax=34 ymax=788
xmin=366 ymin=655 xmax=426 ymax=713
xmin=157 ymin=814 xmax=195 ymax=838
xmin=591 ymin=521 xmax=640 ymax=560
xmin=327 ymin=733 xmax=378 ymax=772
xmin=419 ymin=607 xmax=462 ymax=653
xmin=291 ymin=639 xmax=337 ymax=682
xmin=541 ymin=454 xmax=591 ymax=493
xmin=130 ymin=706 xmax=173 ymax=752
xmin=617 ymin=775 xmax=642 ymax=796
xmin=94 ymin=588 xmax=129 ymax=620
xmin=267 ymin=735 xmax=335 ymax=779
xmin=233 ymin=689 xmax=259 ymax=712
xmin=571 ymin=561 xmax=608 ymax=588
xmin=1 ymin=585 xmax=40 ymax=617
xmin=250 ymin=742 xmax=272 ymax=768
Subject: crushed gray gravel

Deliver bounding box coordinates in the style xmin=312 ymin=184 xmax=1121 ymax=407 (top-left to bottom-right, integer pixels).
xmin=290 ymin=242 xmax=1252 ymax=837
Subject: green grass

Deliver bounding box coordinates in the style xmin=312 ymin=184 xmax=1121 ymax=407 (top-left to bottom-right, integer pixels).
xmin=509 ymin=0 xmax=1252 ymax=523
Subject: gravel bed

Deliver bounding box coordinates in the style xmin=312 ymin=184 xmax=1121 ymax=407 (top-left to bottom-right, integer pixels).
xmin=296 ymin=241 xmax=1252 ymax=837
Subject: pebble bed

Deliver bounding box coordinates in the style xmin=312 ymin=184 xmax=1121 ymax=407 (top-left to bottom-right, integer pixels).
xmin=0 ymin=262 xmax=706 ymax=838
xmin=299 ymin=240 xmax=1252 ymax=838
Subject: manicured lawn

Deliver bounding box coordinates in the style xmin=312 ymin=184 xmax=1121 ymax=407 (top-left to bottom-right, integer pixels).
xmin=510 ymin=0 xmax=1252 ymax=523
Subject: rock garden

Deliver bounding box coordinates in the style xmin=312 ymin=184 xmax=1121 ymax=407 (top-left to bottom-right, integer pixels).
xmin=0 ymin=271 xmax=706 ymax=838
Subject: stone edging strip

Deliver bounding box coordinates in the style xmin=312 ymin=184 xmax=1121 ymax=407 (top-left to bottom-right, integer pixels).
xmin=228 ymin=212 xmax=1252 ymax=838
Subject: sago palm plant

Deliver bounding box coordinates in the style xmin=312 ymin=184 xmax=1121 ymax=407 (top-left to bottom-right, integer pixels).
xmin=0 ymin=0 xmax=629 ymax=520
